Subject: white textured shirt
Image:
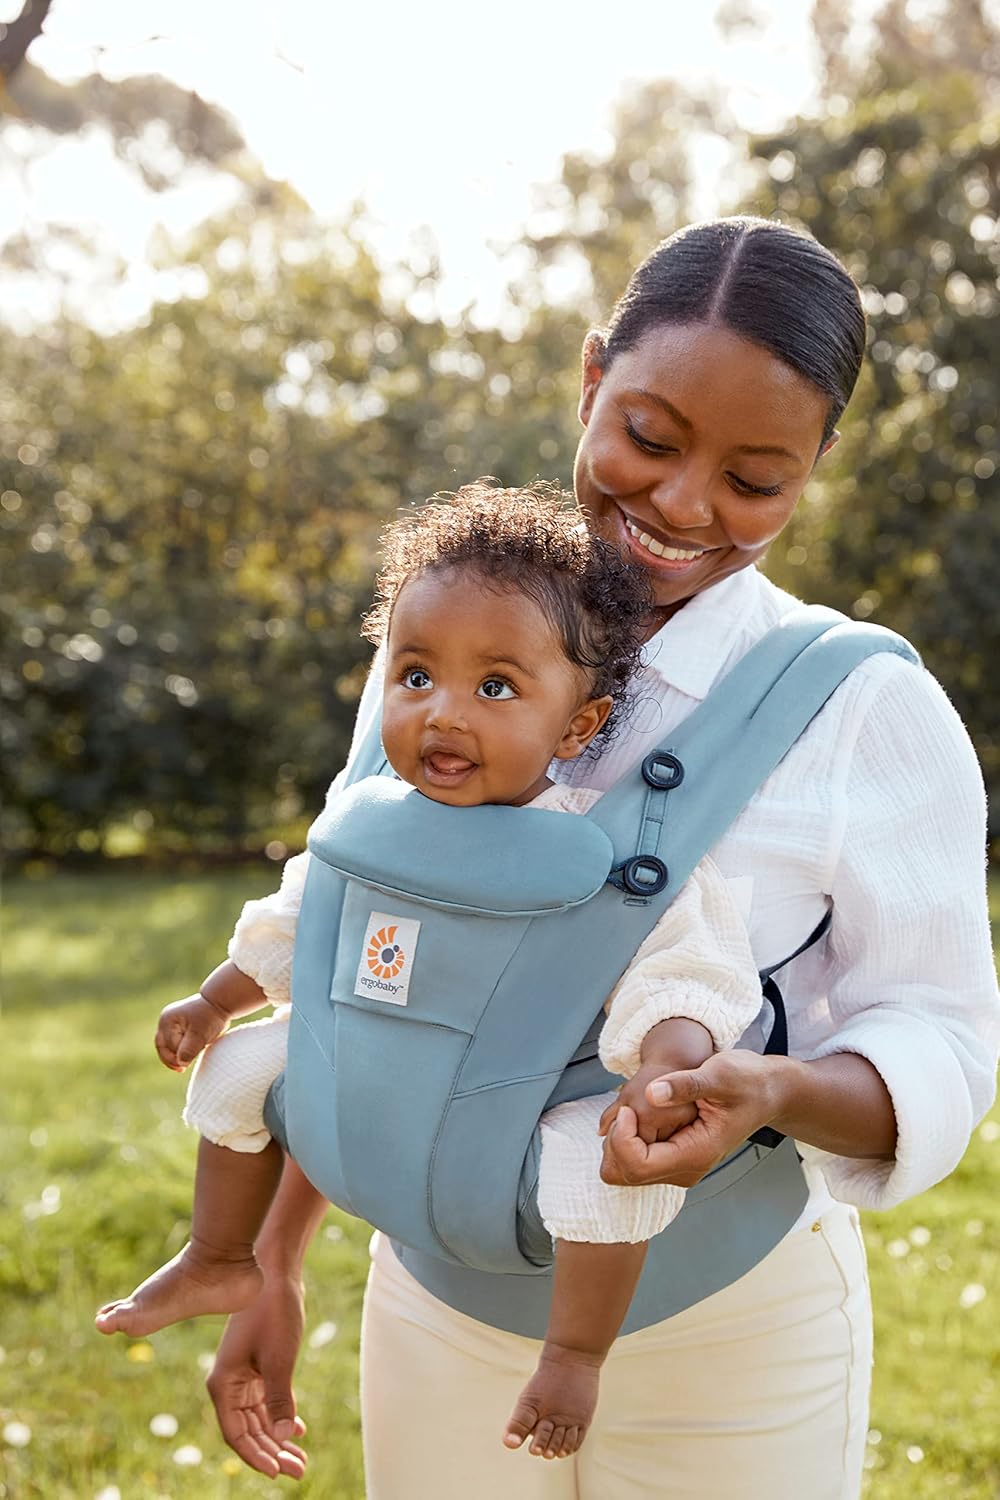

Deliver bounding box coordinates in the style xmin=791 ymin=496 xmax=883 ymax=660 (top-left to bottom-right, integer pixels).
xmin=232 ymin=564 xmax=999 ymax=1220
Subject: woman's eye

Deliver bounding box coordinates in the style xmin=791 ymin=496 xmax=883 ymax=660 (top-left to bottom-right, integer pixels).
xmin=403 ymin=667 xmax=433 ymax=690
xmin=477 ymin=677 xmax=516 ymax=700
xmin=624 ymin=417 xmax=675 ymax=456
xmin=727 ymin=473 xmax=784 ymax=498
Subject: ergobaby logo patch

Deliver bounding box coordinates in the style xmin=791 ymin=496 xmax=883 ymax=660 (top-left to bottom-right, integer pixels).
xmin=354 ymin=912 xmax=420 ymax=1005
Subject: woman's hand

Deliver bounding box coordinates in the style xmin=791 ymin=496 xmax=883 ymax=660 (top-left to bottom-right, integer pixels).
xmin=206 ymin=1268 xmax=309 ymax=1480
xmin=597 ymin=1063 xmax=698 ymax=1145
xmin=599 ymin=1050 xmax=784 ymax=1189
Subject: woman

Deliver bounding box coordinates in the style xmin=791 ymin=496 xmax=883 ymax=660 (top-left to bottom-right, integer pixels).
xmin=205 ymin=217 xmax=999 ymax=1498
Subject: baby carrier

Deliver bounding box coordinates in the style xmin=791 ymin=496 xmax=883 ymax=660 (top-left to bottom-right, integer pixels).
xmin=265 ymin=605 xmax=918 ymax=1337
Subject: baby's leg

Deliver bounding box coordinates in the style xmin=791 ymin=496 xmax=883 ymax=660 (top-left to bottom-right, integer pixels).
xmin=503 ymin=1092 xmax=685 ymax=1459
xmin=95 ymin=1136 xmax=282 ymax=1336
xmin=503 ymin=1238 xmax=648 ymax=1459
xmin=96 ymin=1011 xmax=289 ymax=1337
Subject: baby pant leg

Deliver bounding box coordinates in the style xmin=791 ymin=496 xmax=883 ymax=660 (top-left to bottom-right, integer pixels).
xmin=537 ymin=1092 xmax=685 ymax=1243
xmin=183 ymin=1006 xmax=290 ymax=1154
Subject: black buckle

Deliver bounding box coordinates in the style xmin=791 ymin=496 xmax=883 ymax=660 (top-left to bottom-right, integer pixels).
xmin=641 ymin=751 xmax=684 ymax=790
xmin=619 ymin=854 xmax=669 ymax=896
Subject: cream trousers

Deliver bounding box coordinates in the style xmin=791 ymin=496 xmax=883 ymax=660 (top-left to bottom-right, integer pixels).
xmin=359 ymin=1202 xmax=872 ymax=1500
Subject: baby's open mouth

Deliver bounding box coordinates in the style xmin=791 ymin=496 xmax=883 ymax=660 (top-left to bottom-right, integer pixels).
xmin=423 ymin=752 xmax=476 ymax=779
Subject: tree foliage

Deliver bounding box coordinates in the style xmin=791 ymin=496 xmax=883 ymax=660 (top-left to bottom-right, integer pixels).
xmin=755 ymin=0 xmax=1000 ymax=810
xmin=3 ymin=0 xmax=998 ymax=855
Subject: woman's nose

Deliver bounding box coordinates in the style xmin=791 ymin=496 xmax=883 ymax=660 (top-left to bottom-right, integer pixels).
xmin=649 ymin=465 xmax=714 ymax=529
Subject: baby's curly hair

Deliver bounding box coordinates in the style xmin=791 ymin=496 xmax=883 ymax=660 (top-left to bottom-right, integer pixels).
xmin=363 ymin=479 xmax=651 ymax=749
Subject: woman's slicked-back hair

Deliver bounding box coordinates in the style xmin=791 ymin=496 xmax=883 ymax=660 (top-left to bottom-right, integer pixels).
xmin=600 ymin=217 xmax=866 ymax=446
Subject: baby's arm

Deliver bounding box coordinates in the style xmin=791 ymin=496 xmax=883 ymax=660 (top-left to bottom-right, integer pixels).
xmin=154 ymin=851 xmax=312 ymax=1073
xmin=155 ymin=964 xmax=269 ymax=1072
xmin=598 ymin=859 xmax=761 ymax=1145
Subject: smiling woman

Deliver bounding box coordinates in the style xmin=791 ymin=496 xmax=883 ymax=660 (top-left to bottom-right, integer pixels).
xmin=574 ymin=218 xmax=865 ymax=622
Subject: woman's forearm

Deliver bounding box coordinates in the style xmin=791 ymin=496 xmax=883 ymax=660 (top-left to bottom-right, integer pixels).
xmin=255 ymin=1157 xmax=329 ymax=1275
xmin=768 ymin=1052 xmax=897 ymax=1160
xmin=613 ymin=1048 xmax=901 ymax=1190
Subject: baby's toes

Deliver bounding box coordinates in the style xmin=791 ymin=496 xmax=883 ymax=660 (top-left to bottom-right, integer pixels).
xmin=543 ymin=1424 xmax=568 ymax=1459
xmin=560 ymin=1424 xmax=582 ymax=1457
xmin=502 ymin=1398 xmax=539 ymax=1450
xmin=529 ymin=1418 xmax=556 ymax=1457
xmin=94 ymin=1300 xmax=134 ymax=1335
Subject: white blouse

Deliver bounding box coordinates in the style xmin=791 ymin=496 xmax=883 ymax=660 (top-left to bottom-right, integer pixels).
xmin=230 ymin=564 xmax=999 ymax=1220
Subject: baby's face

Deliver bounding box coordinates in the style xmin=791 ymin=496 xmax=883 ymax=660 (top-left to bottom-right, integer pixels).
xmin=381 ymin=568 xmax=604 ymax=807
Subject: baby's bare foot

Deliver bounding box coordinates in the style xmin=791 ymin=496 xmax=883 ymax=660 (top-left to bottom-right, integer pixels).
xmin=94 ymin=1241 xmax=263 ymax=1337
xmin=503 ymin=1345 xmax=603 ymax=1459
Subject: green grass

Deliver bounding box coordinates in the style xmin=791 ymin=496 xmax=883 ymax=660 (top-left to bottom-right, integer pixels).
xmin=2 ymin=870 xmax=998 ymax=1498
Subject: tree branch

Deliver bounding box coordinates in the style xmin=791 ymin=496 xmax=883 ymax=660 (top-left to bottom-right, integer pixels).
xmin=0 ymin=0 xmax=55 ymax=82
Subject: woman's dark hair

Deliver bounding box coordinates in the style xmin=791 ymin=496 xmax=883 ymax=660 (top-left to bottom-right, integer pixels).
xmin=598 ymin=216 xmax=866 ymax=447
xmin=363 ymin=479 xmax=652 ymax=750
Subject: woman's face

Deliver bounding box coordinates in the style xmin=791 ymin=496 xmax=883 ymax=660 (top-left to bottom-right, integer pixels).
xmin=574 ymin=322 xmax=835 ymax=619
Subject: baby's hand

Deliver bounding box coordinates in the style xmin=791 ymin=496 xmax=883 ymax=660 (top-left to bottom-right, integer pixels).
xmin=598 ymin=1064 xmax=698 ymax=1146
xmin=155 ymin=994 xmax=229 ymax=1072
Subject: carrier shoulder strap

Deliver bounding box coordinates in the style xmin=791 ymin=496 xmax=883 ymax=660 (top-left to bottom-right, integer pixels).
xmin=585 ymin=605 xmax=919 ymax=909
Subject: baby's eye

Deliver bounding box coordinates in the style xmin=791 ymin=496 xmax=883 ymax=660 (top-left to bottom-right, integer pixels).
xmin=477 ymin=677 xmax=516 ymax=700
xmin=403 ymin=667 xmax=433 ymax=690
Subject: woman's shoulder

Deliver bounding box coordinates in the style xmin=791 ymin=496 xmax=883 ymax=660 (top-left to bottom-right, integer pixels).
xmin=751 ymin=573 xmax=974 ymax=765
xmin=836 ymin=648 xmax=985 ymax=797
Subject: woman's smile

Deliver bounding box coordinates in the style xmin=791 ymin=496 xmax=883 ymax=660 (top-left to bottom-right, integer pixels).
xmin=613 ymin=507 xmax=719 ymax=572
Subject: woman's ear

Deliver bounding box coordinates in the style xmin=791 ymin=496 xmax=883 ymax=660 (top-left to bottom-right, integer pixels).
xmin=818 ymin=430 xmax=840 ymax=460
xmin=578 ymin=331 xmax=607 ymax=427
xmin=553 ymin=695 xmax=614 ymax=760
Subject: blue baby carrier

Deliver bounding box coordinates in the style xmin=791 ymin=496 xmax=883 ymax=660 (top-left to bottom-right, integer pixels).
xmin=265 ymin=605 xmax=918 ymax=1337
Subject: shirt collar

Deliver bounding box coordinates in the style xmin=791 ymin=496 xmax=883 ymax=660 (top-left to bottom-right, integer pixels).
xmin=638 ymin=566 xmax=765 ymax=703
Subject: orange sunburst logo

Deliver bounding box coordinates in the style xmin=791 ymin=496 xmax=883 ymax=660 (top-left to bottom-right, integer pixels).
xmin=366 ymin=924 xmax=406 ymax=979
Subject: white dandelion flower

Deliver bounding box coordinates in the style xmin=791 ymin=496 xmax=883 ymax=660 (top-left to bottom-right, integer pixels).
xmin=172 ymin=1445 xmax=203 ymax=1467
xmin=309 ymin=1321 xmax=338 ymax=1349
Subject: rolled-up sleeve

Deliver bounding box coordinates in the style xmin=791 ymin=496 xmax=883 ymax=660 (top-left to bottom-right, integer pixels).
xmin=803 ymin=662 xmax=1000 ymax=1209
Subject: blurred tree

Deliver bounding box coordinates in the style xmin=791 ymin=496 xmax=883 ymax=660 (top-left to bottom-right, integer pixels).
xmin=453 ymin=79 xmax=726 ymax=497
xmin=0 ymin=0 xmax=249 ymax=190
xmin=0 ymin=191 xmax=519 ymax=855
xmin=516 ymin=78 xmax=718 ymax=319
xmin=4 ymin=0 xmax=998 ymax=853
xmin=755 ymin=0 xmax=1000 ymax=814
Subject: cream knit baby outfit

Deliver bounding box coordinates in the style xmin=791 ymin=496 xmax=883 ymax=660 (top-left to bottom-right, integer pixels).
xmin=183 ymin=782 xmax=762 ymax=1244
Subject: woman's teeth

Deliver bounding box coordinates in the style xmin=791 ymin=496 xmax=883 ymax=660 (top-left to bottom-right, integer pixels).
xmin=625 ymin=519 xmax=704 ymax=561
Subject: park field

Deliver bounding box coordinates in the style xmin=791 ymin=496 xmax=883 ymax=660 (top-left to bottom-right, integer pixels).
xmin=2 ymin=868 xmax=999 ymax=1499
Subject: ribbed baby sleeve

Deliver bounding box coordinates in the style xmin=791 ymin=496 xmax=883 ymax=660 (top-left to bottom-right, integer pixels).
xmin=599 ymin=857 xmax=763 ymax=1078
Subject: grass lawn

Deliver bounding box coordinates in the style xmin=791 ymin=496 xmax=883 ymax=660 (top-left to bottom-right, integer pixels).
xmin=2 ymin=868 xmax=998 ymax=1498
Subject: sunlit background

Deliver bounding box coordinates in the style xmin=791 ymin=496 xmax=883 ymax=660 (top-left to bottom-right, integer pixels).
xmin=2 ymin=3 xmax=1000 ymax=1496
xmin=1 ymin=0 xmax=882 ymax=329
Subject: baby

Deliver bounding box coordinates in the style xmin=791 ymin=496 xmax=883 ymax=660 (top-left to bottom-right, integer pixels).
xmin=96 ymin=483 xmax=761 ymax=1460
